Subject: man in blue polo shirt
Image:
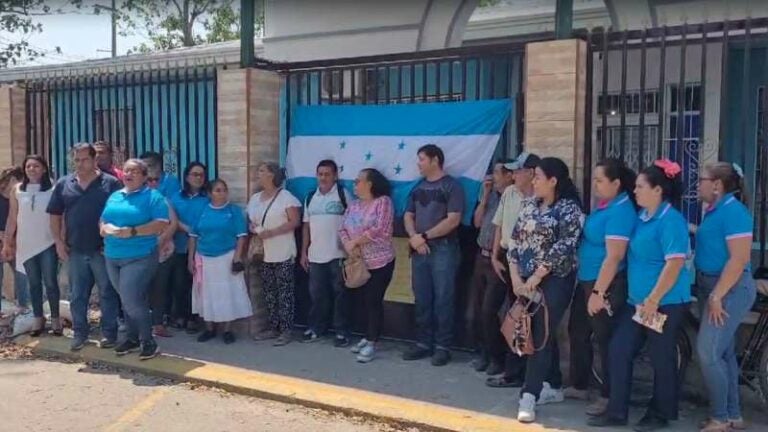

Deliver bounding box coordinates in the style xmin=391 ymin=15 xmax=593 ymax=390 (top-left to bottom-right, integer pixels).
xmin=47 ymin=143 xmax=123 ymax=351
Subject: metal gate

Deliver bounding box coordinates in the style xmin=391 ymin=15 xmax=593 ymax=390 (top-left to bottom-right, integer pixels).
xmin=23 ymin=63 xmax=219 ymax=179
xmin=583 ymin=18 xmax=768 ymax=267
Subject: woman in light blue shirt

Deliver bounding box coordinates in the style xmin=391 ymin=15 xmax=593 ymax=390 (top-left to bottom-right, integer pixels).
xmin=694 ymin=162 xmax=755 ymax=432
xmin=100 ymin=159 xmax=170 ymax=361
xmin=572 ymin=158 xmax=637 ymax=416
xmin=188 ymin=179 xmax=252 ymax=345
xmin=590 ymin=160 xmax=691 ymax=430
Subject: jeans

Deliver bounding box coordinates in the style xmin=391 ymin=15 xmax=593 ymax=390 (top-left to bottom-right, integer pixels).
xmin=606 ymin=302 xmax=689 ymax=421
xmin=521 ymin=273 xmax=575 ymax=398
xmin=360 ymin=260 xmax=395 ymax=341
xmin=106 ymin=253 xmax=159 ymax=344
xmin=569 ymin=275 xmax=628 ymax=397
xmin=0 ymin=261 xmax=30 ymax=310
xmin=171 ymin=253 xmax=193 ymax=322
xmin=23 ymin=246 xmax=61 ymax=319
xmin=696 ymin=272 xmax=756 ymax=422
xmin=150 ymin=258 xmax=174 ymax=326
xmin=308 ymin=259 xmax=349 ymax=336
xmin=69 ymin=251 xmax=120 ymax=342
xmin=411 ymin=239 xmax=460 ymax=350
xmin=467 ymin=253 xmax=509 ymax=364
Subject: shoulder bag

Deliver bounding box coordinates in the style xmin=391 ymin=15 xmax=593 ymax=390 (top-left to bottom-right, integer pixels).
xmin=341 ymin=247 xmax=370 ymax=289
xmin=500 ymin=289 xmax=548 ymax=356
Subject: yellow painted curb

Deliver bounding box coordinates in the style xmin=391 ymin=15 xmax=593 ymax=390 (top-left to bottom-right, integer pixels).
xmin=16 ymin=335 xmax=546 ymax=432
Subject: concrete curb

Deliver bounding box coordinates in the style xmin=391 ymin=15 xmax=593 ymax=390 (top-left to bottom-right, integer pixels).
xmin=16 ymin=335 xmax=541 ymax=432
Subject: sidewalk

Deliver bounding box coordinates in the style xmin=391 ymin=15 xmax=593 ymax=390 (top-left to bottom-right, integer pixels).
xmin=16 ymin=329 xmax=768 ymax=432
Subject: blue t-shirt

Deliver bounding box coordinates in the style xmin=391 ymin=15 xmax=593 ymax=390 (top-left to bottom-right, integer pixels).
xmin=578 ymin=193 xmax=637 ymax=281
xmin=191 ymin=203 xmax=248 ymax=257
xmin=170 ymin=191 xmax=210 ymax=254
xmin=101 ymin=187 xmax=170 ymax=260
xmin=694 ymin=193 xmax=753 ymax=275
xmin=627 ymin=202 xmax=692 ymax=306
xmin=157 ymin=173 xmax=181 ymax=198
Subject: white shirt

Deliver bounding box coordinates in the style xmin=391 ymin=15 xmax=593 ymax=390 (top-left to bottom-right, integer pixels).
xmin=303 ymin=184 xmax=349 ymax=263
xmin=247 ymin=189 xmax=301 ymax=263
xmin=15 ymin=183 xmax=55 ymax=273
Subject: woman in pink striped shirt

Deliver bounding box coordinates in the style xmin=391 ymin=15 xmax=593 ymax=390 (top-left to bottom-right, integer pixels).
xmin=339 ymin=168 xmax=395 ymax=363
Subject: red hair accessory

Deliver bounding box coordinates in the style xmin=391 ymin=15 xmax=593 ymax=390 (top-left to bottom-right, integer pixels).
xmin=653 ymin=159 xmax=681 ymax=179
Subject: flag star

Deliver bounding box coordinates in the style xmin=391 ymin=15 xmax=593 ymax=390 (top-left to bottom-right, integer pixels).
xmin=339 ymin=165 xmax=344 ymax=173
xmin=394 ymin=164 xmax=403 ymax=175
xmin=364 ymin=151 xmax=373 ymax=161
xmin=339 ymin=141 xmax=347 ymax=150
xmin=398 ymin=141 xmax=406 ymax=150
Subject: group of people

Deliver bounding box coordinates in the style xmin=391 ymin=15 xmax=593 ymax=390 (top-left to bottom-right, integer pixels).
xmin=0 ymin=139 xmax=757 ymax=432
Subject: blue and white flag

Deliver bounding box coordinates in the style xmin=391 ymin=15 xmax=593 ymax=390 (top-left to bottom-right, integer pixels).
xmin=285 ymin=99 xmax=512 ymax=224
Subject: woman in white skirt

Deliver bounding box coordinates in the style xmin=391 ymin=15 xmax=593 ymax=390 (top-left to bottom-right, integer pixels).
xmin=188 ymin=179 xmax=252 ymax=344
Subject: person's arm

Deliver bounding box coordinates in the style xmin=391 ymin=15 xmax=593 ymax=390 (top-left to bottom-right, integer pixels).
xmin=187 ymin=236 xmax=198 ymax=274
xmin=644 ymin=258 xmax=685 ymax=308
xmin=234 ymin=236 xmax=247 ymax=263
xmin=159 ymin=200 xmax=178 ymax=243
xmin=473 ymin=183 xmax=492 ymax=228
xmin=710 ymin=236 xmax=752 ymax=300
xmin=47 ymin=181 xmax=69 ymax=260
xmin=404 ymin=211 xmax=417 ymax=238
xmin=260 ymin=206 xmax=301 ymax=239
xmin=3 ymin=185 xmax=19 ymax=249
xmin=639 ymin=217 xmax=689 ymax=318
xmin=360 ymin=197 xmax=393 ymax=246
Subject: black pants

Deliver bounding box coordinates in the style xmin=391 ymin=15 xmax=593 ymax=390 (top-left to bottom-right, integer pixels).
xmin=359 ymin=259 xmax=395 ymax=341
xmin=606 ymin=302 xmax=688 ymax=421
xmin=150 ymin=257 xmax=173 ymax=326
xmin=171 ymin=253 xmax=193 ymax=322
xmin=467 ymin=253 xmax=508 ymax=364
xmin=521 ymin=273 xmax=575 ymax=398
xmin=568 ymin=275 xmax=628 ymax=397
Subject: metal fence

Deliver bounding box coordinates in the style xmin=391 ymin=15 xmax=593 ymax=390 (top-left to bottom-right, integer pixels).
xmin=582 ymin=18 xmax=768 ymax=266
xmin=23 ymin=63 xmax=219 ymax=179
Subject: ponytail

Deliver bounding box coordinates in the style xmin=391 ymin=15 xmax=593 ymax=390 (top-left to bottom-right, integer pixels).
xmin=705 ymin=162 xmax=749 ymax=206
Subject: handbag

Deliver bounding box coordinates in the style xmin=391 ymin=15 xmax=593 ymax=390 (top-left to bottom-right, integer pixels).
xmin=248 ymin=188 xmax=282 ymax=262
xmin=341 ymin=247 xmax=370 ymax=289
xmin=500 ymin=290 xmax=548 ymax=356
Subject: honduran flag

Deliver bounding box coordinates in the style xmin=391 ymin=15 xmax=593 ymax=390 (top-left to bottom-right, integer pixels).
xmin=285 ymin=99 xmax=512 ymax=225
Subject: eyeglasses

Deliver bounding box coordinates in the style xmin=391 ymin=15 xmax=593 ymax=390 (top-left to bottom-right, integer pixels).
xmin=147 ymin=177 xmax=160 ymax=183
xmin=189 ymin=172 xmax=205 ymax=178
xmin=698 ymin=177 xmax=713 ymax=182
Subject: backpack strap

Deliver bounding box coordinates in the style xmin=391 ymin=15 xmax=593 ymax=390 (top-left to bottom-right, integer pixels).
xmin=337 ymin=181 xmax=347 ymax=209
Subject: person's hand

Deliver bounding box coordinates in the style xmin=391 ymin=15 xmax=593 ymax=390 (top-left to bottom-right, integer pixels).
xmin=55 ymin=241 xmax=69 ymax=261
xmin=114 ymin=227 xmax=133 ymax=239
xmin=511 ymin=276 xmax=526 ymax=298
xmin=688 ymin=223 xmax=698 ymax=235
xmin=587 ymin=292 xmax=607 ymax=316
xmin=342 ymin=239 xmax=358 ymax=255
xmin=179 ymin=223 xmax=191 ymax=233
xmin=491 ymin=257 xmax=507 ymax=281
xmin=637 ymin=298 xmax=659 ymax=323
xmin=259 ymin=229 xmax=275 ymax=240
xmin=300 ymin=252 xmax=309 ymax=272
xmin=707 ymin=295 xmax=729 ymax=327
xmin=408 ymin=234 xmax=426 ymax=250
xmin=415 ymin=243 xmax=430 ymax=255
xmin=523 ymin=275 xmax=542 ymax=294
xmin=249 ymin=222 xmax=260 ymax=234
xmin=481 ymin=178 xmax=493 ymax=198
xmin=1 ymin=245 xmax=13 ymax=262
xmin=188 ymin=256 xmax=196 ymax=275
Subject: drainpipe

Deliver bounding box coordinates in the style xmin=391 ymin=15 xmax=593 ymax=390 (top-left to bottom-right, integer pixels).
xmin=240 ymin=0 xmax=255 ymax=68
xmin=555 ymin=0 xmax=574 ymax=39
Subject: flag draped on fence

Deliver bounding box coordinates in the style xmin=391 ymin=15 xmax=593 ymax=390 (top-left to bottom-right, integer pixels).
xmin=285 ymin=99 xmax=512 ymax=225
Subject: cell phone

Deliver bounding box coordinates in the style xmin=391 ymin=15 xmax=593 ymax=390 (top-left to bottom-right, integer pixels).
xmin=632 ymin=309 xmax=667 ymax=333
xmin=231 ymin=261 xmax=245 ymax=273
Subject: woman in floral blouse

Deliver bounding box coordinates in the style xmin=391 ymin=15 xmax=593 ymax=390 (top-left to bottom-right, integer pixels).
xmin=339 ymin=168 xmax=395 ymax=363
xmin=508 ymin=157 xmax=585 ymax=424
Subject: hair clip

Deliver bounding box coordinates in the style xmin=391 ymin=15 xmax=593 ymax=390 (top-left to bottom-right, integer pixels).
xmin=732 ymin=163 xmax=744 ymax=179
xmin=653 ymin=159 xmax=681 ymax=179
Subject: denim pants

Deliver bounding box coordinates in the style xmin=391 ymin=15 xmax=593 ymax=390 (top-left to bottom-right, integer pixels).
xmin=606 ymin=302 xmax=689 ymax=421
xmin=411 ymin=239 xmax=460 ymax=350
xmin=696 ymin=272 xmax=756 ymax=422
xmin=23 ymin=246 xmax=61 ymax=319
xmin=521 ymin=273 xmax=575 ymax=399
xmin=106 ymin=253 xmax=159 ymax=344
xmin=308 ymin=259 xmax=349 ymax=336
xmin=69 ymin=251 xmax=120 ymax=342
xmin=0 ymin=261 xmax=29 ymax=310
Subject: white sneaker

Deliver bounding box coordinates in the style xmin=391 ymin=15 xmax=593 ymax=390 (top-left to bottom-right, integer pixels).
xmin=517 ymin=393 xmax=537 ymax=423
xmin=538 ymin=382 xmax=564 ymax=405
xmin=351 ymin=338 xmax=369 ymax=354
xmin=356 ymin=343 xmax=375 ymax=363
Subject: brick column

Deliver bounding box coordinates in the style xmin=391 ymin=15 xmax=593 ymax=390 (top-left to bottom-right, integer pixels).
xmin=524 ymin=39 xmax=588 ymax=191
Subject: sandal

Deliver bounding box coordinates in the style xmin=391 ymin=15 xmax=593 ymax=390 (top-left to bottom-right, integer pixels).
xmin=49 ymin=317 xmax=63 ymax=336
xmin=152 ymin=325 xmax=173 ymax=338
xmin=700 ymin=419 xmax=731 ymax=432
xmin=30 ymin=317 xmax=46 ymax=337
xmin=485 ymin=376 xmax=524 ymax=388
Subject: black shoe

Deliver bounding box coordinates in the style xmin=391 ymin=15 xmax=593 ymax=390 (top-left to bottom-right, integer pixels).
xmin=485 ymin=375 xmax=524 ymax=388
xmin=470 ymin=355 xmax=489 ymax=372
xmin=431 ymin=349 xmax=451 ymax=366
xmin=402 ymin=345 xmax=432 ymax=361
xmin=587 ymin=415 xmax=628 ymax=427
xmin=197 ymin=330 xmax=216 ymax=343
xmin=633 ymin=413 xmax=668 ymax=432
xmin=223 ymin=331 xmax=236 ymax=344
xmin=139 ymin=342 xmax=159 ymax=360
xmin=333 ymin=335 xmax=350 ymax=348
xmin=99 ymin=338 xmax=117 ymax=349
xmin=485 ymin=360 xmax=504 ymax=376
xmin=115 ymin=339 xmax=140 ymax=356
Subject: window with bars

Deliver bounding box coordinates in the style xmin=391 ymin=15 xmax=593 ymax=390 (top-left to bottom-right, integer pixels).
xmin=597 ymin=90 xmax=660 ymax=115
xmin=597 ymin=125 xmax=660 ymax=170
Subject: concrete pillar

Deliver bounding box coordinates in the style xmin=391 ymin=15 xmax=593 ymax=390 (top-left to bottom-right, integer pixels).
xmin=524 ymin=39 xmax=588 ymax=194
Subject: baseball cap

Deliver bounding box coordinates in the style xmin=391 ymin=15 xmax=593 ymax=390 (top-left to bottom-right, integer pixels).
xmin=503 ymin=152 xmax=541 ymax=171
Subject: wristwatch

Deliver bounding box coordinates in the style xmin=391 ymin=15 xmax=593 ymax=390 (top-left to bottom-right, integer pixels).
xmin=130 ymin=227 xmax=138 ymax=237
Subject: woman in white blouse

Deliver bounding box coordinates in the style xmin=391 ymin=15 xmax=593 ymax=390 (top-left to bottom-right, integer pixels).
xmin=246 ymin=162 xmax=301 ymax=346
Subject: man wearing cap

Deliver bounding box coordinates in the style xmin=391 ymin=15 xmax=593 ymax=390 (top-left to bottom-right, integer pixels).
xmin=486 ymin=151 xmax=540 ymax=388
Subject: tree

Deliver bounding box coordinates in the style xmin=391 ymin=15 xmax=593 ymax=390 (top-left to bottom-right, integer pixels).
xmin=103 ymin=0 xmax=257 ymax=54
xmin=0 ymin=0 xmax=77 ymax=68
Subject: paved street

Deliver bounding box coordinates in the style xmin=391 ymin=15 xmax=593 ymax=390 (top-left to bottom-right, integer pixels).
xmin=0 ymin=348 xmax=409 ymax=432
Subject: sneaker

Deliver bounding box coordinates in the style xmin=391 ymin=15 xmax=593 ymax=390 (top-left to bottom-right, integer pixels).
xmin=563 ymin=386 xmax=590 ymax=400
xmin=273 ymin=330 xmax=292 ymax=346
xmin=302 ymin=329 xmax=319 ymax=343
xmin=517 ymin=393 xmax=537 ymax=423
xmin=351 ymin=338 xmax=369 ymax=353
xmin=70 ymin=338 xmax=87 ymax=352
xmin=402 ymin=345 xmax=432 ymax=361
xmin=98 ymin=338 xmax=117 ymax=349
xmin=114 ymin=339 xmax=140 ymax=356
xmin=222 ymin=331 xmax=236 ymax=344
xmin=431 ymin=348 xmax=451 ymax=366
xmin=586 ymin=397 xmax=609 ymax=416
xmin=139 ymin=341 xmax=159 ymax=360
xmin=356 ymin=343 xmax=375 ymax=363
xmin=333 ymin=335 xmax=350 ymax=348
xmin=197 ymin=330 xmax=216 ymax=343
xmin=537 ymin=382 xmax=564 ymax=405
